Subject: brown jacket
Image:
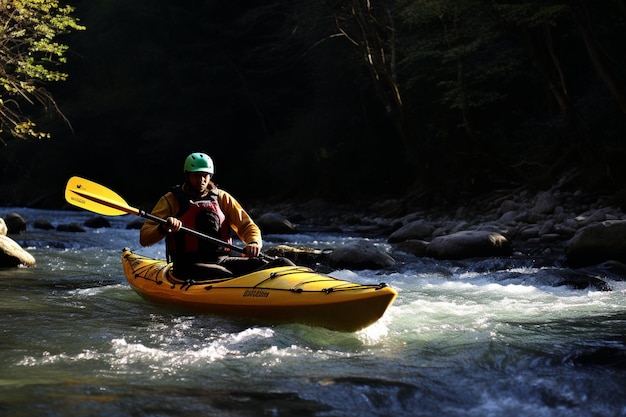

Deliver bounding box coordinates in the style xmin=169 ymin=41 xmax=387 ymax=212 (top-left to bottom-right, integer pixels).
xmin=139 ymin=186 xmax=262 ymax=249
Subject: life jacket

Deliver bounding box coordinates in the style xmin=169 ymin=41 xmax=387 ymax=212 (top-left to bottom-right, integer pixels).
xmin=166 ymin=185 xmax=231 ymax=264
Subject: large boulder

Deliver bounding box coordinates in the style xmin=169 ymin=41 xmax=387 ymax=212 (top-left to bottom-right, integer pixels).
xmin=33 ymin=219 xmax=54 ymax=230
xmin=387 ymin=220 xmax=435 ymax=243
xmin=0 ymin=218 xmax=7 ymax=236
xmin=328 ymin=240 xmax=395 ymax=270
xmin=264 ymin=244 xmax=330 ymax=268
xmin=566 ymin=220 xmax=626 ymax=267
xmin=84 ymin=215 xmax=111 ymax=228
xmin=533 ymin=190 xmax=559 ymax=214
xmin=4 ymin=213 xmax=26 ymax=234
xmin=256 ymin=212 xmax=297 ymax=234
xmin=426 ymin=230 xmax=512 ymax=260
xmin=394 ymin=239 xmax=429 ymax=257
xmin=126 ymin=218 xmax=145 ymax=230
xmin=0 ymin=235 xmax=36 ymax=267
xmin=57 ymin=223 xmax=86 ymax=233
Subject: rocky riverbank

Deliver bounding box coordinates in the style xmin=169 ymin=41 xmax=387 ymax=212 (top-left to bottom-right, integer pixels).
xmin=252 ymin=186 xmax=626 ymax=288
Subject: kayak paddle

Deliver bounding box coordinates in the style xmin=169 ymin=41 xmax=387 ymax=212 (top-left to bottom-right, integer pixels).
xmin=64 ymin=176 xmax=260 ymax=257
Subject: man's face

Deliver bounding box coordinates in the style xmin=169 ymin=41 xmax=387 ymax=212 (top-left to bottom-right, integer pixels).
xmin=187 ymin=171 xmax=211 ymax=193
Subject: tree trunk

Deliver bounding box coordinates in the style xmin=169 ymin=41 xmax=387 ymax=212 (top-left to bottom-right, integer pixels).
xmin=517 ymin=22 xmax=608 ymax=176
xmin=522 ymin=24 xmax=592 ymax=136
xmin=617 ymin=0 xmax=626 ymax=19
xmin=333 ymin=0 xmax=422 ymax=174
xmin=566 ymin=0 xmax=626 ymax=115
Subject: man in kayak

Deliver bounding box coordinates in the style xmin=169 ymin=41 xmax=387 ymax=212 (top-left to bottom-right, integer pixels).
xmin=140 ymin=152 xmax=282 ymax=279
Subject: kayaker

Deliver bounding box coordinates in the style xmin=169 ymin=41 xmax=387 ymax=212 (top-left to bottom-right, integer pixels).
xmin=140 ymin=152 xmax=279 ymax=279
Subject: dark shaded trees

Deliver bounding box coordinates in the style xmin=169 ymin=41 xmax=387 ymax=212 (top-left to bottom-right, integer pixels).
xmin=326 ymin=0 xmax=626 ymax=196
xmin=484 ymin=1 xmax=626 ymax=187
xmin=566 ymin=0 xmax=626 ymax=116
xmin=1 ymin=0 xmax=625 ymax=208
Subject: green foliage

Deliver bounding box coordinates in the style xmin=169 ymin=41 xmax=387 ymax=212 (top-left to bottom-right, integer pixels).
xmin=399 ymin=0 xmax=517 ymax=110
xmin=492 ymin=2 xmax=569 ymax=27
xmin=0 ymin=0 xmax=84 ymax=142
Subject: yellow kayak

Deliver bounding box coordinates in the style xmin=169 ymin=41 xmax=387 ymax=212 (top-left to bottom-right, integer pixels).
xmin=121 ymin=249 xmax=397 ymax=332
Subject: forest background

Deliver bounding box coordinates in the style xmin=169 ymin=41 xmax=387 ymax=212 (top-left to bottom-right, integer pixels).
xmin=1 ymin=0 xmax=625 ymax=213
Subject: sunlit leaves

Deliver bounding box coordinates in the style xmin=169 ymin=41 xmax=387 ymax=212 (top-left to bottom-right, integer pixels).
xmin=0 ymin=0 xmax=85 ymax=142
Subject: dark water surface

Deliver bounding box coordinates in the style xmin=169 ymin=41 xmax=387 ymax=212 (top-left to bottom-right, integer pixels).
xmin=1 ymin=208 xmax=626 ymax=416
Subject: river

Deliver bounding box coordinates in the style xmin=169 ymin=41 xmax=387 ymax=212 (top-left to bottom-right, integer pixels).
xmin=1 ymin=207 xmax=625 ymax=417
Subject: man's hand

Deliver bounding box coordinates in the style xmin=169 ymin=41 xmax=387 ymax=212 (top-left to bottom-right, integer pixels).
xmin=163 ymin=217 xmax=182 ymax=233
xmin=244 ymin=242 xmax=260 ymax=258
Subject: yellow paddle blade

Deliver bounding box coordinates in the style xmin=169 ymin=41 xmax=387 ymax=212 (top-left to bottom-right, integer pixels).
xmin=65 ymin=176 xmax=139 ymax=217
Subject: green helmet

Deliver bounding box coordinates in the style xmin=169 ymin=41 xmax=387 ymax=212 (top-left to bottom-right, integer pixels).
xmin=183 ymin=152 xmax=214 ymax=174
